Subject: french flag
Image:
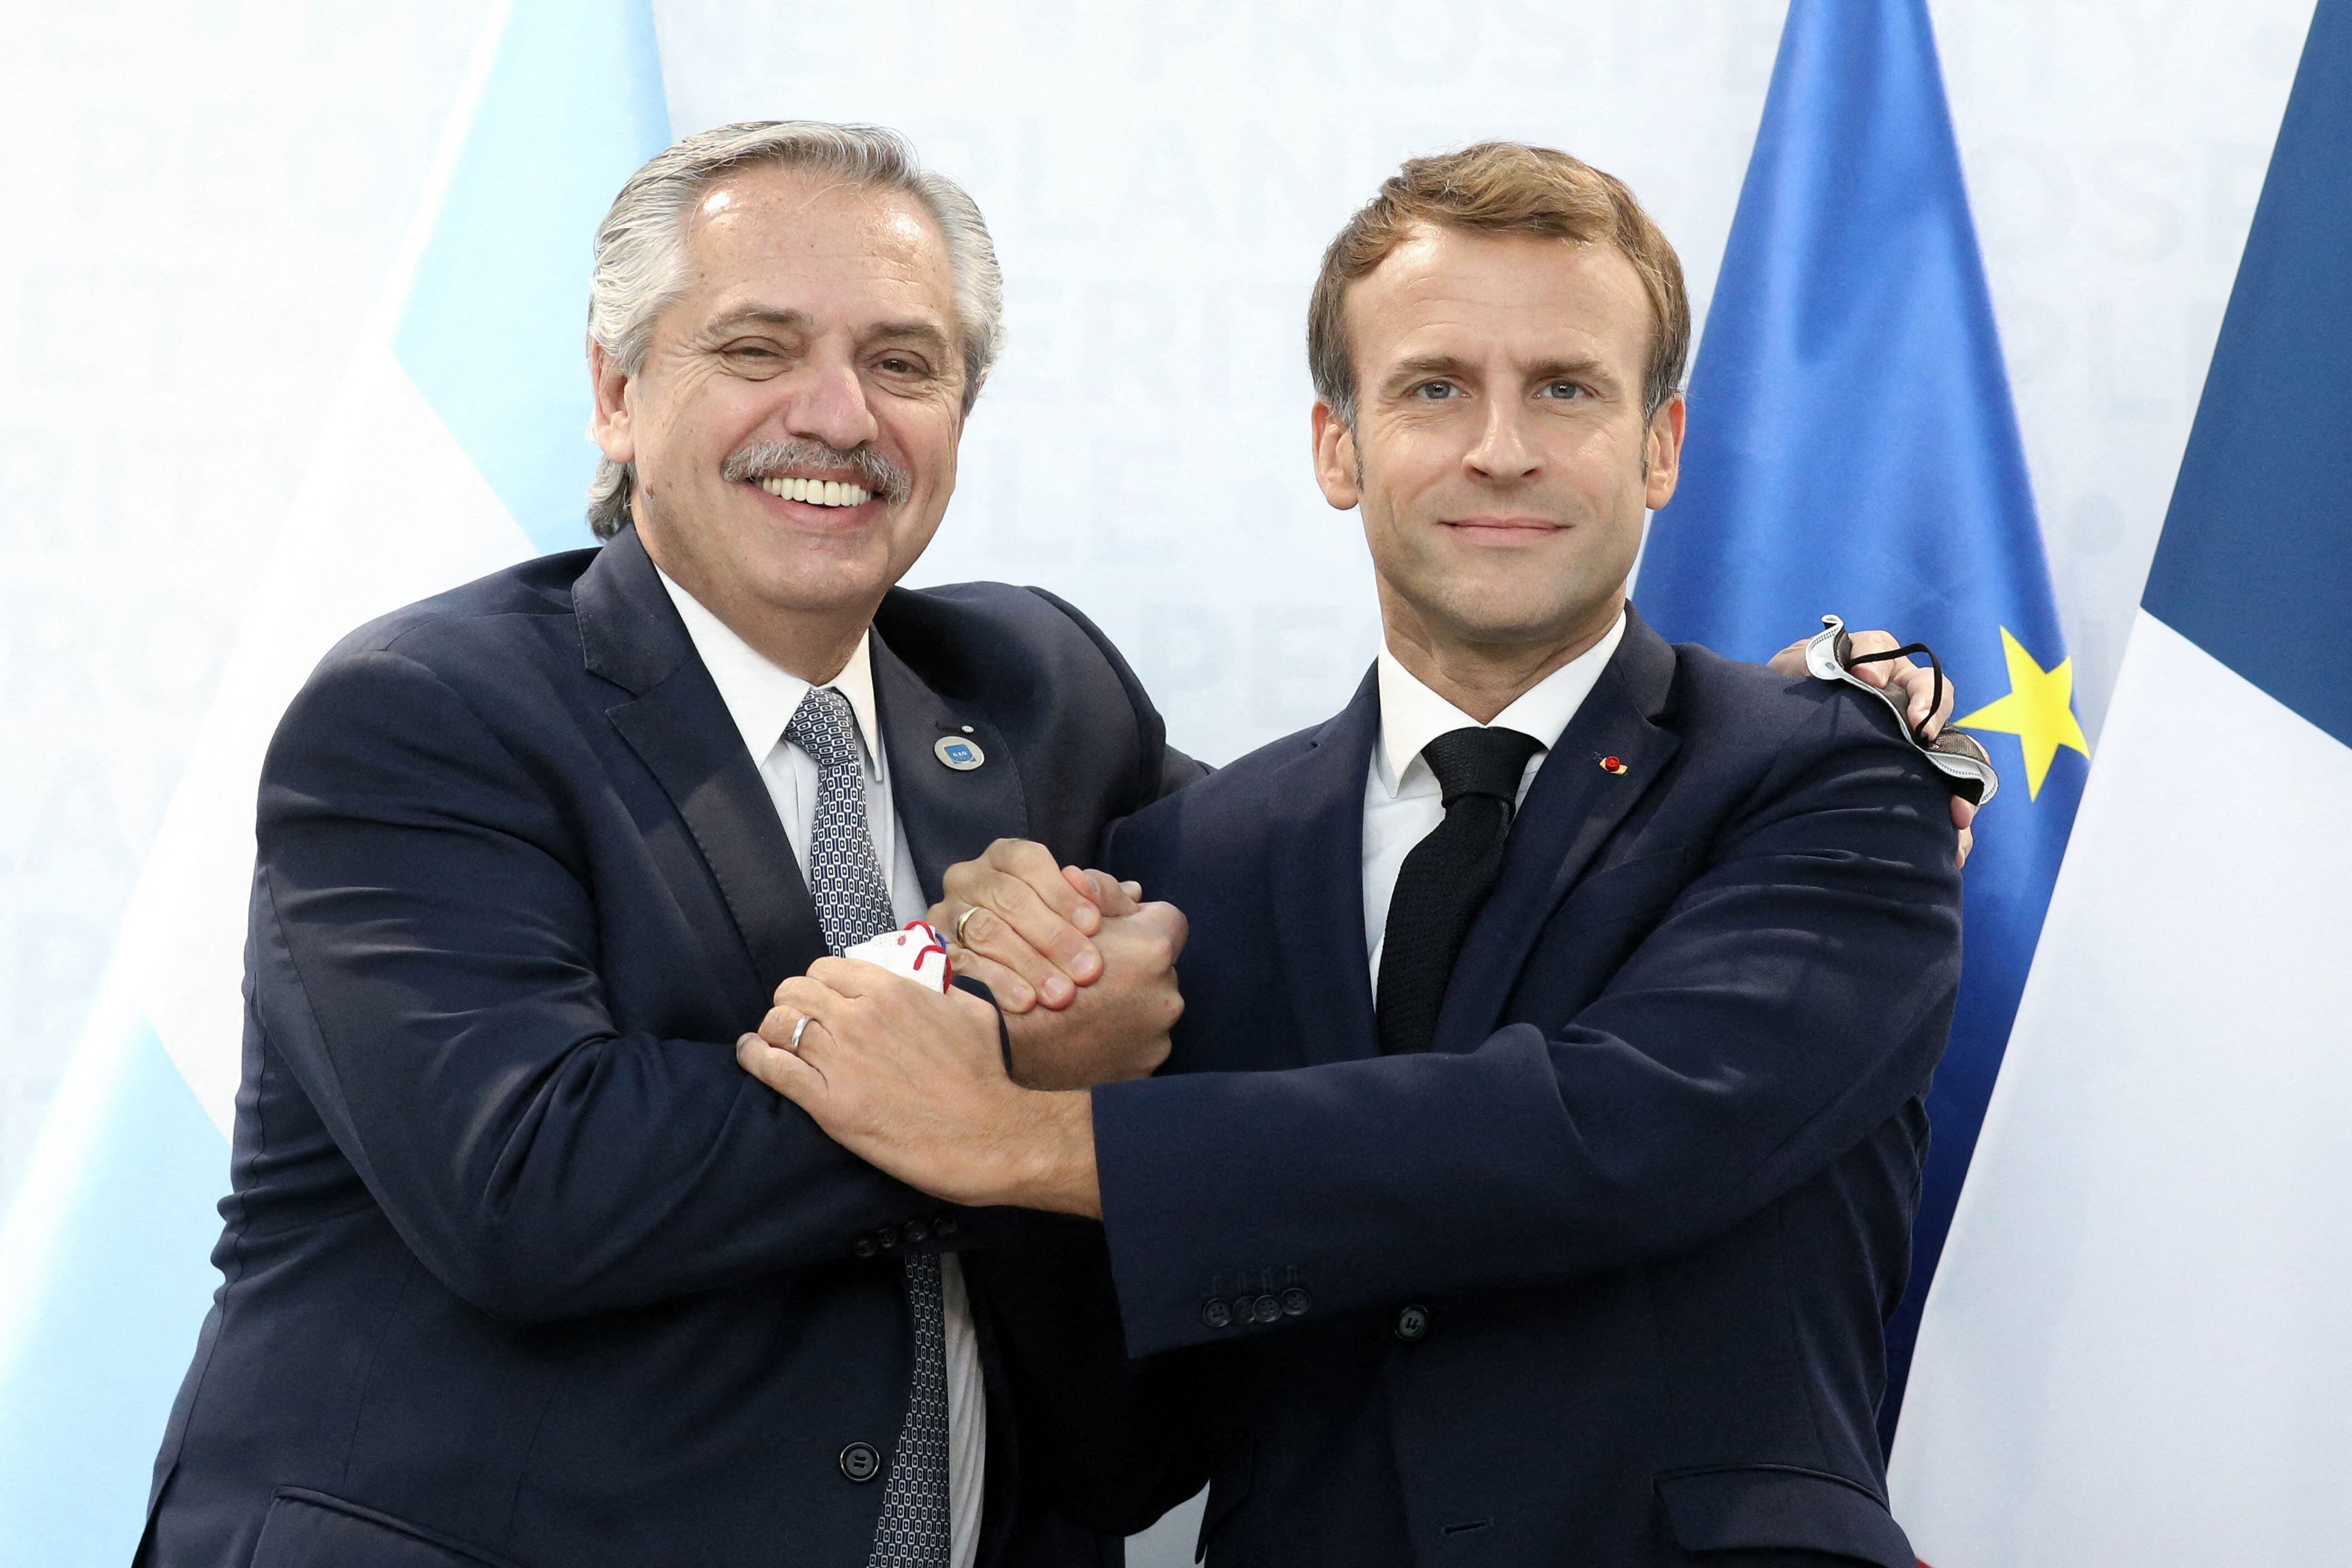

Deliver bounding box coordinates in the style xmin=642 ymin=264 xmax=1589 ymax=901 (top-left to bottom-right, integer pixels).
xmin=1890 ymin=2 xmax=2352 ymax=1561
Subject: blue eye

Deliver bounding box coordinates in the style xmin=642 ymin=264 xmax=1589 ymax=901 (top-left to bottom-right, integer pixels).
xmin=1415 ymin=382 xmax=1457 ymax=400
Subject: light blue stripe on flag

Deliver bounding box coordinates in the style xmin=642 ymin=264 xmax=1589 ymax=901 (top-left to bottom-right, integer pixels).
xmin=0 ymin=1017 xmax=229 ymax=1568
xmin=0 ymin=6 xmax=668 ymax=1561
xmin=396 ymin=0 xmax=670 ymax=554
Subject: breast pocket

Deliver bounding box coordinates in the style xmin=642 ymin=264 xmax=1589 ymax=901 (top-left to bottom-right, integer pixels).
xmin=1555 ymin=845 xmax=1702 ymax=933
xmin=248 ymin=1490 xmax=523 ymax=1568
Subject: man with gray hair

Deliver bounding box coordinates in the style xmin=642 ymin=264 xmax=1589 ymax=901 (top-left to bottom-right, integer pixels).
xmin=138 ymin=121 xmax=1194 ymax=1568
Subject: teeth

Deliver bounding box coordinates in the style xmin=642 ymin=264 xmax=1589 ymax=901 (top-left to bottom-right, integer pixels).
xmin=755 ymin=476 xmax=872 ymax=507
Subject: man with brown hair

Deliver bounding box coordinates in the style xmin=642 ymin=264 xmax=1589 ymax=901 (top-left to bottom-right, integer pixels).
xmin=744 ymin=141 xmax=1967 ymax=1567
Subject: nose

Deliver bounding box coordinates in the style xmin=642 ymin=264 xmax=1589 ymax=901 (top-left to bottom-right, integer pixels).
xmin=783 ymin=345 xmax=881 ymax=453
xmin=1463 ymin=397 xmax=1540 ymax=485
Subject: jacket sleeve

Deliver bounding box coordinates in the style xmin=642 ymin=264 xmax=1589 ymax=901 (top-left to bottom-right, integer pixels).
xmin=252 ymin=647 xmax=970 ymax=1323
xmin=1090 ymin=700 xmax=1964 ymax=1356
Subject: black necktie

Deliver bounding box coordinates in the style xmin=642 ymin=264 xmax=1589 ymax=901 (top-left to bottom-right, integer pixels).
xmin=1375 ymin=725 xmax=1544 ymax=1056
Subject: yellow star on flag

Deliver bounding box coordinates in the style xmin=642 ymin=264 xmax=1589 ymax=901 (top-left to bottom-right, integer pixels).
xmin=1955 ymin=627 xmax=2091 ymax=799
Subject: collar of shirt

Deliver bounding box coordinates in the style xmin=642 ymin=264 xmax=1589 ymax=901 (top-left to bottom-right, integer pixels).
xmin=654 ymin=566 xmax=888 ymax=784
xmin=1372 ymin=609 xmax=1628 ymax=800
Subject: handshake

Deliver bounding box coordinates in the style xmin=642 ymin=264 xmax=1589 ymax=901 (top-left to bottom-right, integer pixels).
xmin=725 ymin=624 xmax=1975 ymax=1216
xmin=733 ymin=841 xmax=1184 ymax=1216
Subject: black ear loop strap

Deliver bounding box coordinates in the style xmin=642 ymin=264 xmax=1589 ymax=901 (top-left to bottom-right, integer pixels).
xmin=1846 ymin=642 xmax=1945 ymax=747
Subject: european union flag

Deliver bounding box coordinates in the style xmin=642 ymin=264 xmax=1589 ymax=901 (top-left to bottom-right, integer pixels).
xmin=1634 ymin=0 xmax=2087 ymax=1443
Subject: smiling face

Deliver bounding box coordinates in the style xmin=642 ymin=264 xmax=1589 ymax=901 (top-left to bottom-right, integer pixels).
xmin=590 ymin=164 xmax=966 ymax=676
xmin=1313 ymin=223 xmax=1684 ymax=689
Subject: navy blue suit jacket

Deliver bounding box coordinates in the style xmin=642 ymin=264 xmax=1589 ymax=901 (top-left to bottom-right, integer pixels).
xmin=142 ymin=527 xmax=1199 ymax=1568
xmin=1089 ymin=610 xmax=1963 ymax=1567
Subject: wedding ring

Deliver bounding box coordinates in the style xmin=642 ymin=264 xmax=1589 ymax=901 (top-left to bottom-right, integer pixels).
xmin=789 ymin=1016 xmax=812 ymax=1052
xmin=952 ymin=905 xmax=983 ymax=948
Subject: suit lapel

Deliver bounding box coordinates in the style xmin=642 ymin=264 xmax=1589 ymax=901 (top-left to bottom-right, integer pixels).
xmin=577 ymin=528 xmax=828 ymax=991
xmin=872 ymin=633 xmax=1030 ymax=906
xmin=1431 ymin=610 xmax=1682 ymax=1055
xmin=1267 ymin=668 xmax=1383 ymax=1066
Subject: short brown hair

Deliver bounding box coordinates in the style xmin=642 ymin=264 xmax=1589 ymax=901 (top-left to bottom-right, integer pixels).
xmin=1307 ymin=141 xmax=1690 ymax=425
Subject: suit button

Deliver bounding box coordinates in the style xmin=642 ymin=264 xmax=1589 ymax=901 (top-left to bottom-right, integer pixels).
xmin=1394 ymin=1304 xmax=1431 ymax=1343
xmin=1280 ymin=1288 xmax=1311 ymax=1317
xmin=852 ymin=1236 xmax=878 ymax=1259
xmin=1201 ymin=1298 xmax=1233 ymax=1330
xmin=839 ymin=1442 xmax=882 ymax=1483
xmin=933 ymin=1213 xmax=958 ymax=1237
xmin=877 ymin=1225 xmax=900 ymax=1250
xmin=904 ymin=1218 xmax=931 ymax=1245
xmin=1252 ymin=1295 xmax=1282 ymax=1325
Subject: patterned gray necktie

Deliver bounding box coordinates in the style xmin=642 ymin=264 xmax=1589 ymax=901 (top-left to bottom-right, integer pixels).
xmin=785 ymin=685 xmax=952 ymax=1568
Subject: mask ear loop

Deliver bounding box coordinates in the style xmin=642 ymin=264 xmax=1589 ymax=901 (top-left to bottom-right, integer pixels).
xmin=1846 ymin=642 xmax=1945 ymax=748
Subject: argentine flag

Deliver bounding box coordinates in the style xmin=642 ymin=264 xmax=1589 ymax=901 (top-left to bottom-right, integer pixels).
xmin=1891 ymin=3 xmax=2352 ymax=1561
xmin=0 ymin=3 xmax=667 ymax=1560
xmin=1633 ymin=0 xmax=2086 ymax=1443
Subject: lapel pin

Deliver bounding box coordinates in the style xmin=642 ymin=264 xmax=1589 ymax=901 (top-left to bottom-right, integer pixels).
xmin=1598 ymin=754 xmax=1628 ymax=775
xmin=934 ymin=734 xmax=985 ymax=771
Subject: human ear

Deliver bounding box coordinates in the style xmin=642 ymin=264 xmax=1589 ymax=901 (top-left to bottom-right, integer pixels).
xmin=1642 ymin=393 xmax=1686 ymax=510
xmin=1311 ymin=399 xmax=1362 ymax=510
xmin=589 ymin=340 xmax=635 ymax=467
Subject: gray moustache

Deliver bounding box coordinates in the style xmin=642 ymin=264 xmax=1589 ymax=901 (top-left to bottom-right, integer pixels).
xmin=720 ymin=438 xmax=910 ymax=505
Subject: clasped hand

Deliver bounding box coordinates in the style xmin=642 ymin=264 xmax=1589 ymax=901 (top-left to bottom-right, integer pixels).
xmin=737 ymin=959 xmax=1066 ymax=1209
xmin=929 ymin=841 xmax=1199 ymax=1048
xmin=733 ymin=869 xmax=1185 ymax=1214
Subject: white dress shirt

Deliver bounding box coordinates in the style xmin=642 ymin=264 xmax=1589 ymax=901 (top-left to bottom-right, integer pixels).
xmin=1363 ymin=611 xmax=1628 ymax=979
xmin=658 ymin=569 xmax=984 ymax=1568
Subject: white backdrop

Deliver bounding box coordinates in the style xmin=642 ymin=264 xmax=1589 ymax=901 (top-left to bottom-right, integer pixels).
xmin=0 ymin=0 xmax=2311 ymax=1307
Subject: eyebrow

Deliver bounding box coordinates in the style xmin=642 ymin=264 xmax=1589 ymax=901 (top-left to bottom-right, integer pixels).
xmin=862 ymin=319 xmax=953 ymax=355
xmin=705 ymin=307 xmax=812 ymax=336
xmin=1381 ymin=353 xmax=1477 ymax=391
xmin=1524 ymin=357 xmax=1616 ymax=387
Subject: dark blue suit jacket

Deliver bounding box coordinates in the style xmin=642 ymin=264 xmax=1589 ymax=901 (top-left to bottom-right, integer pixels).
xmin=1089 ymin=610 xmax=1963 ymax=1567
xmin=142 ymin=527 xmax=1199 ymax=1568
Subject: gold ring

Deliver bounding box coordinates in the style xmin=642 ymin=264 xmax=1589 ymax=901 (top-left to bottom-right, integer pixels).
xmin=953 ymin=906 xmax=983 ymax=947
